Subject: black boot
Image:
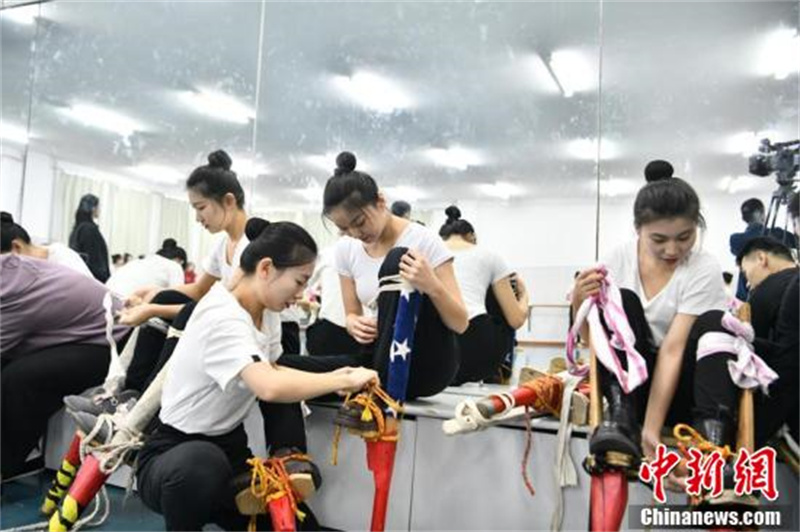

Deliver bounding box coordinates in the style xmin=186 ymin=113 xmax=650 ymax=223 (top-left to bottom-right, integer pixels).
xmin=589 ymin=367 xmax=642 ymax=462
xmin=692 ymin=406 xmax=749 ymax=505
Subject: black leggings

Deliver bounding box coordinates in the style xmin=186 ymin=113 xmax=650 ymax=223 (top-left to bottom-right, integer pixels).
xmin=451 ymin=314 xmax=513 ymax=385
xmin=306 ymin=319 xmax=360 ymax=357
xmin=124 ymin=290 xmax=193 ymax=393
xmin=136 ymin=423 xmax=320 ymax=531
xmin=615 ymin=292 xmax=795 ymax=446
xmin=261 ymin=246 xmax=460 ymax=451
xmin=1 ymin=342 xmax=113 ymax=477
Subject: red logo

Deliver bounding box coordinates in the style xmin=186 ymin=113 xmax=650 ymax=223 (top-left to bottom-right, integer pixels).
xmin=639 ymin=444 xmax=682 ymax=503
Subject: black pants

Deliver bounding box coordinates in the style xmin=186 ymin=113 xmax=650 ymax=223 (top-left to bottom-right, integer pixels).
xmin=137 ymin=422 xmax=320 ymax=531
xmin=614 ymin=292 xmax=795 ymax=447
xmin=124 ymin=290 xmax=193 ymax=393
xmin=451 ymin=314 xmax=513 ymax=385
xmin=280 ymin=322 xmax=301 ymax=355
xmin=306 ymin=319 xmax=360 ymax=357
xmin=1 ymin=342 xmax=114 ymax=477
xmin=260 ymin=247 xmax=460 ymax=451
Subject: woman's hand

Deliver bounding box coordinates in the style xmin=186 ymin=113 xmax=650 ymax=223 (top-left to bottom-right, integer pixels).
xmin=641 ymin=429 xmax=686 ymax=493
xmin=116 ymin=304 xmax=154 ymax=327
xmin=337 ymin=367 xmax=380 ymax=393
xmin=399 ymin=249 xmax=440 ymax=295
xmin=571 ymin=267 xmax=606 ymax=310
xmin=127 ymin=285 xmax=161 ymax=307
xmin=346 ymin=314 xmax=378 ymax=344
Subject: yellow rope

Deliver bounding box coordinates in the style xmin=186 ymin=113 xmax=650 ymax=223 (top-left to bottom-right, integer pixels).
xmin=244 ymin=454 xmax=309 ymax=531
xmin=331 ymin=383 xmax=404 ymax=465
xmin=673 ymin=423 xmax=734 ymax=461
xmin=521 ymin=374 xmax=564 ymax=417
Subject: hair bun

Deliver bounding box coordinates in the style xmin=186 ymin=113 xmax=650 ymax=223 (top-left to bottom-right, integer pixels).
xmin=162 ymin=238 xmax=177 ymax=249
xmin=1 ymin=211 xmax=14 ymax=224
xmin=245 ymin=217 xmax=271 ymax=241
xmin=334 ymin=151 xmax=357 ymax=176
xmin=444 ymin=205 xmax=461 ymax=222
xmin=208 ymin=150 xmax=233 ymax=171
xmin=644 ymin=160 xmax=674 ymax=183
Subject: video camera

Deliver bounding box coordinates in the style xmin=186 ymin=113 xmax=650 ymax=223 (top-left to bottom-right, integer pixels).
xmin=748 ymin=138 xmax=800 ymax=185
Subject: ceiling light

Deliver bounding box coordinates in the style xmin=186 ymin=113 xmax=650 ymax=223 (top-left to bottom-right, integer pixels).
xmin=128 ymin=164 xmax=184 ymax=184
xmin=599 ymin=178 xmax=638 ymax=198
xmin=567 ymin=138 xmax=618 ymax=160
xmin=2 ymin=5 xmax=38 ymax=25
xmin=725 ymin=131 xmax=776 ymax=158
xmin=293 ymin=179 xmax=323 ymax=202
xmin=384 ymin=186 xmax=426 ymax=203
xmin=231 ymin=157 xmax=268 ymax=177
xmin=61 ymin=103 xmax=143 ymax=137
xmin=548 ymin=50 xmax=595 ymax=98
xmin=476 ymin=181 xmax=523 ymax=200
xmin=426 ymin=146 xmax=482 ymax=170
xmin=759 ymin=28 xmax=799 ymax=80
xmin=179 ymin=88 xmax=255 ymax=124
xmin=718 ymin=175 xmax=761 ymax=194
xmin=330 ymin=71 xmax=413 ymax=114
xmin=0 ymin=122 xmax=29 ymax=144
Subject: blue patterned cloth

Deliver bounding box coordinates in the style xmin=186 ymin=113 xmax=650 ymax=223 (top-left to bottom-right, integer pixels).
xmin=385 ymin=285 xmax=422 ymax=406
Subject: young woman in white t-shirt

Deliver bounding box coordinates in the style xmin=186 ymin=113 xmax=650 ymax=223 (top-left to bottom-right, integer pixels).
xmin=572 ymin=175 xmax=729 ymax=491
xmin=105 ymin=239 xmax=186 ymax=299
xmin=322 ymin=152 xmax=468 ymax=402
xmin=439 ymin=206 xmax=530 ymax=384
xmin=1 ymin=211 xmax=93 ymax=278
xmin=135 ymin=221 xmax=378 ymax=531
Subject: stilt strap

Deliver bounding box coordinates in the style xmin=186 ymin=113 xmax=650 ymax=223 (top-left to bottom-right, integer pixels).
xmin=245 ymin=455 xmax=308 ymax=532
xmin=332 ymin=384 xmax=403 ymax=464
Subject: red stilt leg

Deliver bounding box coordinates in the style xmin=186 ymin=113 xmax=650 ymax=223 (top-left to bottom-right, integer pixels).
xmin=485 ymin=387 xmax=539 ymax=416
xmin=268 ymin=495 xmax=296 ymax=532
xmin=367 ymin=439 xmax=398 ymax=532
xmin=49 ymin=455 xmax=110 ymax=531
xmin=589 ymin=471 xmax=628 ymax=532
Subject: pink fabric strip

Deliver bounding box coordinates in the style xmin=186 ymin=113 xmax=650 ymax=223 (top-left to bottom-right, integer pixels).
xmin=566 ymin=266 xmax=649 ymax=394
xmin=696 ymin=312 xmax=778 ymax=395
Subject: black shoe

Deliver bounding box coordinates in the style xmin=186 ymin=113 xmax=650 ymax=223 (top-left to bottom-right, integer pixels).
xmin=333 ymin=399 xmax=379 ymax=435
xmin=589 ymin=368 xmax=641 ymax=463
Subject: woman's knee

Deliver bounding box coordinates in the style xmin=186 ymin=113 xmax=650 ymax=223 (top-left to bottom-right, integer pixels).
xmin=689 ymin=309 xmax=727 ymax=339
xmin=159 ymin=442 xmax=233 ymax=498
xmin=378 ymin=247 xmax=409 ymax=277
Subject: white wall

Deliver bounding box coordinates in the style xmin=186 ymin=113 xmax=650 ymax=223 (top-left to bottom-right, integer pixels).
xmin=0 ymin=147 xmax=24 ymax=218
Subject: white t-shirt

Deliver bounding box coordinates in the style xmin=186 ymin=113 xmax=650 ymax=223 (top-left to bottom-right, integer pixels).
xmin=203 ymin=232 xmax=282 ymax=356
xmin=160 ymin=283 xmax=278 ymax=435
xmin=451 ymin=246 xmax=513 ymax=320
xmin=604 ymin=240 xmax=727 ymax=346
xmin=336 ymin=222 xmax=453 ymax=316
xmin=105 ymin=255 xmax=184 ymax=298
xmin=312 ymin=245 xmax=347 ymax=327
xmin=46 ymin=242 xmax=93 ymax=278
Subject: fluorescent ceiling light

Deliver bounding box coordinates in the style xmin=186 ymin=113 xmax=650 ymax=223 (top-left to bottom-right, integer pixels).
xmin=2 ymin=5 xmax=38 ymax=25
xmin=330 ymin=71 xmax=413 ymax=114
xmin=0 ymin=122 xmax=29 ymax=144
xmin=179 ymin=88 xmax=254 ymax=124
xmin=758 ymin=28 xmax=799 ymax=80
xmin=718 ymin=175 xmax=761 ymax=194
xmin=567 ymin=138 xmax=618 ymax=160
xmin=426 ymin=146 xmax=482 ymax=170
xmin=384 ymin=186 xmax=426 ymax=203
xmin=128 ymin=164 xmax=184 ymax=184
xmin=232 ymin=157 xmax=268 ymax=177
xmin=293 ymin=179 xmax=323 ymax=202
xmin=599 ymin=178 xmax=638 ymax=198
xmin=548 ymin=50 xmax=595 ymax=98
xmin=61 ymin=103 xmax=143 ymax=137
xmin=526 ymin=55 xmax=562 ymax=95
xmin=726 ymin=131 xmax=776 ymax=158
xmin=476 ymin=181 xmax=524 ymax=200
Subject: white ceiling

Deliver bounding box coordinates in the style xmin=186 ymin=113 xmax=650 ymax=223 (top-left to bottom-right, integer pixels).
xmin=2 ymin=1 xmax=798 ymax=210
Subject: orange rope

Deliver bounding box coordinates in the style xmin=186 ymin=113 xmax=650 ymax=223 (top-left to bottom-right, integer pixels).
xmin=331 ymin=383 xmax=403 ymax=465
xmin=520 ymin=374 xmax=564 ymax=416
xmin=521 ymin=406 xmax=536 ymax=497
xmin=673 ymin=423 xmax=734 ymax=461
xmin=245 ymin=454 xmax=309 ymax=531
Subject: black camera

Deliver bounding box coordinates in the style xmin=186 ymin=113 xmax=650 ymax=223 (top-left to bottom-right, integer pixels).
xmin=748 ymin=138 xmax=800 ymax=185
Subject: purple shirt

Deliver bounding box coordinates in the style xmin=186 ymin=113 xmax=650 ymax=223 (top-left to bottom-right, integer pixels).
xmin=1 ymin=254 xmax=129 ymax=359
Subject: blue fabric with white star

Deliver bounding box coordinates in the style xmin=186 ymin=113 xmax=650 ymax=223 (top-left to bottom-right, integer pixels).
xmin=386 ymin=284 xmax=421 ymax=405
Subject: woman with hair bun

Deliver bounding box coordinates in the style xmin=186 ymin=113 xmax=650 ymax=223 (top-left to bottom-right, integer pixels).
xmin=323 ymin=151 xmax=468 ymax=403
xmin=1 ymin=211 xmax=92 ymax=278
xmin=439 ymin=206 xmax=530 ymax=384
xmin=104 ymin=239 xmax=187 ymax=299
xmin=571 ymin=175 xmax=733 ymax=494
xmin=68 ymin=193 xmax=111 ymax=282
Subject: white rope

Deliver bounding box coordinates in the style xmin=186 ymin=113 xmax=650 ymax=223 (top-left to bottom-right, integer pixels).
xmin=365 ymin=274 xmax=413 ymax=312
xmin=551 ymin=374 xmax=582 ymax=532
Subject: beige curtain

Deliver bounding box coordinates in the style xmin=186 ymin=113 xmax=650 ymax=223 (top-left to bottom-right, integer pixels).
xmin=159 ymin=196 xmax=191 ymax=253
xmin=109 ymin=187 xmax=153 ymax=256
